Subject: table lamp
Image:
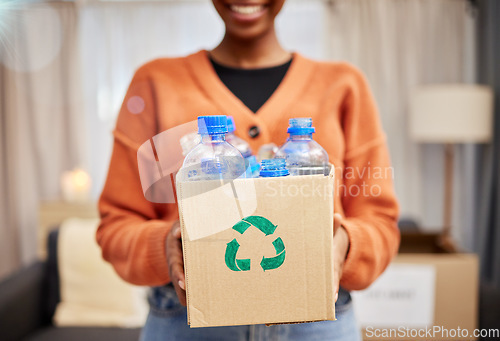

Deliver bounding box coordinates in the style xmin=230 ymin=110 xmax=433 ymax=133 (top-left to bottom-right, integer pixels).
xmin=409 ymin=84 xmax=494 ymax=251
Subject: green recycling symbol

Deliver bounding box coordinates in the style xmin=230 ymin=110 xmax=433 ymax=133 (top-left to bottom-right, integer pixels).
xmin=225 ymin=216 xmax=286 ymax=272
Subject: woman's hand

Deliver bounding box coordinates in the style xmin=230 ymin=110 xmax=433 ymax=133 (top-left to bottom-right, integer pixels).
xmin=166 ymin=221 xmax=186 ymax=306
xmin=333 ymin=213 xmax=350 ymax=302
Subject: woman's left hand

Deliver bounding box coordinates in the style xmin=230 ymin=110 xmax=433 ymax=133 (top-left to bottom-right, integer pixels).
xmin=333 ymin=213 xmax=350 ymax=302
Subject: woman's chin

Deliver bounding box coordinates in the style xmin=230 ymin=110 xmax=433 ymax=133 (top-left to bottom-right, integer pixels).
xmin=226 ymin=22 xmax=273 ymax=41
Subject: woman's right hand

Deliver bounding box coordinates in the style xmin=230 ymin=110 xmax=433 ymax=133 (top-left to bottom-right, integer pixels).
xmin=166 ymin=221 xmax=186 ymax=305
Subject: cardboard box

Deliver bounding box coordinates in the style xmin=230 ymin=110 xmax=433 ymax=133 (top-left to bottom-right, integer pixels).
xmin=352 ymin=234 xmax=479 ymax=341
xmin=176 ymin=170 xmax=335 ymax=327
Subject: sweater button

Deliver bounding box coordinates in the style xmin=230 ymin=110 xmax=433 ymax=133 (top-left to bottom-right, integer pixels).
xmin=248 ymin=125 xmax=260 ymax=139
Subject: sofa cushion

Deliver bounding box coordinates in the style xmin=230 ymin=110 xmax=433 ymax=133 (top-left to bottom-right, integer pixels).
xmin=0 ymin=262 xmax=47 ymax=341
xmin=53 ymin=218 xmax=148 ymax=327
xmin=24 ymin=327 xmax=141 ymax=341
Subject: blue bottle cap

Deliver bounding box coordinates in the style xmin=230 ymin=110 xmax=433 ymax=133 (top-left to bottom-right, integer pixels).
xmin=260 ymin=158 xmax=289 ymax=177
xmin=198 ymin=115 xmax=228 ymax=135
xmin=287 ymin=117 xmax=315 ymax=135
xmin=247 ymin=155 xmax=260 ymax=174
xmin=226 ymin=116 xmax=236 ymax=133
xmin=201 ymin=158 xmax=228 ymax=175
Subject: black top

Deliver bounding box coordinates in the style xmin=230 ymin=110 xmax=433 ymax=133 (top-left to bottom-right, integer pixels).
xmin=210 ymin=57 xmax=293 ymax=113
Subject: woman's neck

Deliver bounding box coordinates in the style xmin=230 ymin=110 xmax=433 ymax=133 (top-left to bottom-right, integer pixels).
xmin=210 ymin=26 xmax=291 ymax=69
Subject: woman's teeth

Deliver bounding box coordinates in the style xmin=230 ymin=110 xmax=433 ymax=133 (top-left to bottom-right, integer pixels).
xmin=230 ymin=5 xmax=264 ymax=15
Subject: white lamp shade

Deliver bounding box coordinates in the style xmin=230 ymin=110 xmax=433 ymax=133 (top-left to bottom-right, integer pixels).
xmin=409 ymin=84 xmax=494 ymax=143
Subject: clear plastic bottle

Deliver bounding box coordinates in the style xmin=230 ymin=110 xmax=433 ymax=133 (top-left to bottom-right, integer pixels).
xmin=179 ymin=132 xmax=201 ymax=156
xmin=178 ymin=115 xmax=247 ymax=181
xmin=257 ymin=143 xmax=279 ymax=162
xmin=225 ymin=116 xmax=253 ymax=158
xmin=225 ymin=116 xmax=260 ymax=177
xmin=259 ymin=159 xmax=289 ymax=177
xmin=274 ymin=118 xmax=329 ymax=176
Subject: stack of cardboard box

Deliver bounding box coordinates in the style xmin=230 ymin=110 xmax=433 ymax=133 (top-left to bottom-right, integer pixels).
xmin=353 ymin=232 xmax=479 ymax=341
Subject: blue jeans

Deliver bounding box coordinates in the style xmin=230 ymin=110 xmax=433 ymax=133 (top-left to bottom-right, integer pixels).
xmin=139 ymin=284 xmax=362 ymax=341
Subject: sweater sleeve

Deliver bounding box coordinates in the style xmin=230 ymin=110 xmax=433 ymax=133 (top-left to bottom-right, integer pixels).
xmin=338 ymin=65 xmax=400 ymax=291
xmin=96 ymin=65 xmax=176 ymax=286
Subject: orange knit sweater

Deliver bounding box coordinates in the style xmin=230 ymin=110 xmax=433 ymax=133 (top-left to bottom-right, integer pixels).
xmin=97 ymin=50 xmax=400 ymax=291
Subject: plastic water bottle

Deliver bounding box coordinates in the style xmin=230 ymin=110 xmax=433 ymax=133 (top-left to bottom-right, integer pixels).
xmin=225 ymin=116 xmax=253 ymax=158
xmin=179 ymin=115 xmax=247 ymax=181
xmin=274 ymin=118 xmax=329 ymax=176
xmin=259 ymin=159 xmax=289 ymax=177
xmin=257 ymin=143 xmax=278 ymax=162
xmin=179 ymin=132 xmax=201 ymax=156
xmin=225 ymin=116 xmax=260 ymax=178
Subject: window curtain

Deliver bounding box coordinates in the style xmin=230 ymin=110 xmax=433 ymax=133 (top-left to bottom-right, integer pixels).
xmin=0 ymin=2 xmax=85 ymax=279
xmin=324 ymin=0 xmax=476 ymax=247
xmin=476 ymin=0 xmax=500 ymax=289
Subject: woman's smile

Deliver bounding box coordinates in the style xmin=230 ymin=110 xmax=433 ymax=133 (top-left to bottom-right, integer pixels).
xmin=225 ymin=2 xmax=269 ymax=23
xmin=212 ymin=0 xmax=284 ymax=41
